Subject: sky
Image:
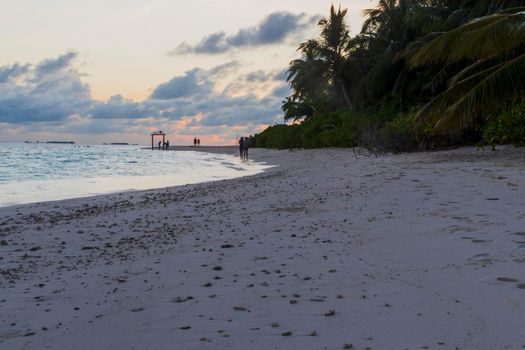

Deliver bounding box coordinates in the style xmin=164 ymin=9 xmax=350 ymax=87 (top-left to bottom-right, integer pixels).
xmin=0 ymin=0 xmax=375 ymax=145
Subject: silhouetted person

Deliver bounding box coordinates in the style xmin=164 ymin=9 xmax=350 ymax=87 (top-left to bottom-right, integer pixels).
xmin=243 ymin=137 xmax=249 ymax=160
xmin=158 ymin=141 xmax=162 ymax=150
xmin=197 ymin=138 xmax=200 ymax=147
xmin=166 ymin=140 xmax=169 ymax=149
xmin=238 ymin=137 xmax=244 ymax=159
xmin=193 ymin=137 xmax=197 ymax=147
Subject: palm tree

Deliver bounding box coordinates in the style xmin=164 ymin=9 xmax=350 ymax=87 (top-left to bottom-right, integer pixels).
xmin=283 ymin=4 xmax=353 ymax=120
xmin=362 ymin=0 xmax=411 ymax=45
xmin=283 ymin=41 xmax=330 ymax=122
xmin=356 ymin=0 xmax=450 ymax=107
xmin=409 ymin=7 xmax=525 ymax=135
xmin=317 ymin=5 xmax=354 ymax=108
xmin=281 ymin=97 xmax=315 ymax=122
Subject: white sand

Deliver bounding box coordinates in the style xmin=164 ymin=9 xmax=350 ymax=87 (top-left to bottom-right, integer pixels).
xmin=1 ymin=146 xmax=524 ymax=349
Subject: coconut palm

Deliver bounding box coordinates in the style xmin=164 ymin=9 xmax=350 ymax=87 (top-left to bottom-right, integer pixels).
xmin=283 ymin=4 xmax=354 ymax=120
xmin=286 ymin=40 xmax=330 ymax=106
xmin=283 ymin=41 xmax=330 ymax=122
xmin=409 ymin=7 xmax=525 ymax=135
xmin=317 ymin=5 xmax=354 ymax=108
xmin=281 ymin=97 xmax=315 ymax=122
xmin=356 ymin=0 xmax=451 ymax=107
xmin=362 ymin=0 xmax=412 ymax=45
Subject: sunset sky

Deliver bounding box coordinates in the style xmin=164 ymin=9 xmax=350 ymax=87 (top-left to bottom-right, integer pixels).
xmin=0 ymin=0 xmax=373 ymax=145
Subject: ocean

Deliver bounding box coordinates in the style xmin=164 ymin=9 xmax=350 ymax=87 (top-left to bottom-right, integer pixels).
xmin=0 ymin=143 xmax=269 ymax=207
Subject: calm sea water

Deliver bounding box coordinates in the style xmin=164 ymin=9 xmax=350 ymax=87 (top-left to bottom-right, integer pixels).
xmin=0 ymin=143 xmax=269 ymax=207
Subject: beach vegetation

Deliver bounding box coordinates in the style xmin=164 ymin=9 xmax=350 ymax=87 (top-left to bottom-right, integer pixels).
xmin=483 ymin=101 xmax=525 ymax=147
xmin=253 ymin=1 xmax=525 ymax=151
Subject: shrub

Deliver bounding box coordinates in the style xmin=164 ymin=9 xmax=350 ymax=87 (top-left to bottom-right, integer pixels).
xmin=254 ymin=109 xmax=362 ymax=149
xmin=300 ymin=109 xmax=361 ymax=148
xmin=483 ymin=101 xmax=525 ymax=147
xmin=253 ymin=107 xmax=424 ymax=152
xmin=253 ymin=124 xmax=303 ymax=149
xmin=378 ymin=111 xmax=420 ymax=152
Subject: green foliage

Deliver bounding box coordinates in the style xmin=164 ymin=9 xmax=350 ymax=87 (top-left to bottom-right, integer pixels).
xmin=409 ymin=8 xmax=525 ymax=136
xmin=269 ymin=2 xmax=525 ymax=152
xmin=253 ymin=124 xmax=303 ymax=149
xmin=254 ymin=110 xmax=361 ymax=149
xmin=482 ymin=101 xmax=525 ymax=146
xmin=282 ymin=97 xmax=315 ymax=122
xmin=283 ymin=5 xmax=353 ymax=121
xmin=253 ymin=109 xmax=427 ymax=153
xmin=300 ymin=110 xmax=361 ymax=148
xmin=378 ymin=110 xmax=423 ymax=152
xmin=355 ymin=108 xmax=428 ymax=152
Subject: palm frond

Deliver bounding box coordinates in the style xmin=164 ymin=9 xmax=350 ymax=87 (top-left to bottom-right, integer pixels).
xmin=417 ymin=52 xmax=525 ymax=134
xmin=498 ymin=6 xmax=525 ymax=14
xmin=422 ymin=62 xmax=461 ymax=94
xmin=409 ymin=12 xmax=525 ymax=67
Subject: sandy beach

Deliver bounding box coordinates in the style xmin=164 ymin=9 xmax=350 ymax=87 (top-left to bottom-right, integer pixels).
xmin=1 ymin=146 xmax=525 ymax=350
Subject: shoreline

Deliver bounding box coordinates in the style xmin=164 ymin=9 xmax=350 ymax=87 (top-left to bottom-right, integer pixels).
xmin=1 ymin=146 xmax=525 ymax=349
xmin=0 ymin=147 xmax=272 ymax=210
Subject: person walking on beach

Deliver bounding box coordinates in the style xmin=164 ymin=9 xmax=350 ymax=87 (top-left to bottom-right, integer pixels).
xmin=165 ymin=140 xmax=169 ymax=150
xmin=158 ymin=140 xmax=162 ymax=150
xmin=238 ymin=137 xmax=245 ymax=159
xmin=243 ymin=136 xmax=249 ymax=160
xmin=193 ymin=137 xmax=197 ymax=147
xmin=197 ymin=138 xmax=200 ymax=147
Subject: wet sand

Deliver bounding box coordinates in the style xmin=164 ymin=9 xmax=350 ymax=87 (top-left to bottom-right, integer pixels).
xmin=1 ymin=146 xmax=525 ymax=349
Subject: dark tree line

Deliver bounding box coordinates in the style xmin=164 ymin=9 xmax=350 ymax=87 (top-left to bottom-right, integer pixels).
xmin=257 ymin=1 xmax=525 ymax=150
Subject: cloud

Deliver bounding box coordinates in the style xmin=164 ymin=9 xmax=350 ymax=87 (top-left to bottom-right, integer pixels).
xmin=207 ymin=60 xmax=240 ymax=77
xmin=171 ymin=11 xmax=318 ymax=55
xmin=176 ymin=32 xmax=229 ymax=54
xmin=273 ymin=68 xmax=289 ymax=82
xmin=0 ymin=53 xmax=92 ymax=124
xmin=196 ymin=96 xmax=282 ymax=126
xmin=245 ymin=70 xmax=272 ymax=82
xmin=91 ymin=95 xmax=160 ymax=119
xmin=35 ymin=51 xmax=78 ymax=77
xmin=158 ymin=93 xmax=282 ymax=127
xmin=0 ymin=53 xmax=286 ymax=142
xmin=221 ymin=67 xmax=289 ymax=99
xmin=227 ymin=12 xmax=311 ymax=46
xmin=148 ymin=65 xmax=286 ymax=127
xmin=244 ymin=68 xmax=287 ymax=83
xmin=150 ymin=68 xmax=212 ymax=100
xmin=271 ymin=84 xmax=291 ymax=98
xmin=0 ymin=63 xmax=30 ymax=83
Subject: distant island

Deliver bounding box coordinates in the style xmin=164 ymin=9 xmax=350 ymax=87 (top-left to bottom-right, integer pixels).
xmin=46 ymin=141 xmax=75 ymax=144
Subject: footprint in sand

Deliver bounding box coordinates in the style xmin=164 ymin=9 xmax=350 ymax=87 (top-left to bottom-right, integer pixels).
xmin=510 ymin=241 xmax=525 ymax=263
xmin=480 ymin=276 xmax=521 ymax=285
xmin=496 ymin=277 xmax=519 ymax=283
xmin=471 ymin=239 xmax=492 ymax=244
xmin=461 ymin=237 xmax=492 ymax=244
xmin=466 ymin=253 xmax=494 ymax=267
